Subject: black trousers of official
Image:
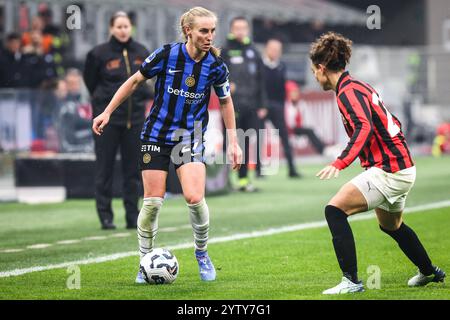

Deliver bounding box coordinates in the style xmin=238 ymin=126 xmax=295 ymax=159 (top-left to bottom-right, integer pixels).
xmin=262 ymin=107 xmax=297 ymax=174
xmin=294 ymin=127 xmax=325 ymax=154
xmin=93 ymin=123 xmax=142 ymax=227
xmin=234 ymin=108 xmax=259 ymax=179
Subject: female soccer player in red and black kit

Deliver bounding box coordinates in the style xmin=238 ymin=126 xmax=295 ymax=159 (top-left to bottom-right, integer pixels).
xmin=310 ymin=32 xmax=445 ymax=294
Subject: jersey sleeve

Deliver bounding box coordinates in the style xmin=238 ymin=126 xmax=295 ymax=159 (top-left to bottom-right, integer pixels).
xmin=212 ymin=61 xmax=231 ymax=100
xmin=139 ymin=45 xmax=167 ymax=79
xmin=333 ymin=90 xmax=374 ymax=170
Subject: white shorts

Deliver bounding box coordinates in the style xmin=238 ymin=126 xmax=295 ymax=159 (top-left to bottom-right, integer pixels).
xmin=350 ymin=166 xmax=416 ymax=213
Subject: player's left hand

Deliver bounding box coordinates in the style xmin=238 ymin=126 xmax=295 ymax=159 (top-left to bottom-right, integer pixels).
xmin=316 ymin=165 xmax=340 ymax=180
xmin=228 ymin=142 xmax=243 ymax=171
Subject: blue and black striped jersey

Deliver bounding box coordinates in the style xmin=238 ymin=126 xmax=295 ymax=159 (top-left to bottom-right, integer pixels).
xmin=139 ymin=42 xmax=230 ymax=145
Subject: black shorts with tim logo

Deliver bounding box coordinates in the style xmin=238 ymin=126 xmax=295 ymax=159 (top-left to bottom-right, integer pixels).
xmin=140 ymin=141 xmax=205 ymax=171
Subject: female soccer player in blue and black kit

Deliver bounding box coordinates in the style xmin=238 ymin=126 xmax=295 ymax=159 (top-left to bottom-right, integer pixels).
xmin=93 ymin=7 xmax=242 ymax=283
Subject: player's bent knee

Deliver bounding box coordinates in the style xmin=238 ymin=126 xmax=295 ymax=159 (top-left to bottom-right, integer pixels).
xmin=325 ymin=204 xmax=347 ymax=220
xmin=328 ymin=198 xmax=367 ymax=216
xmin=184 ymin=194 xmax=204 ymax=205
xmin=327 ymin=200 xmax=351 ymax=216
xmin=376 ymin=208 xmax=403 ymax=231
xmin=379 ymin=220 xmax=403 ymax=232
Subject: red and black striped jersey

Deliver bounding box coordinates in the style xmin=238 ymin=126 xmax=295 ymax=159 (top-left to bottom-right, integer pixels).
xmin=332 ymin=71 xmax=414 ymax=173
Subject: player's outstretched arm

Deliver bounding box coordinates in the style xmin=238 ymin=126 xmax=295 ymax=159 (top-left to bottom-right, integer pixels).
xmin=92 ymin=71 xmax=147 ymax=135
xmin=219 ymin=96 xmax=242 ymax=170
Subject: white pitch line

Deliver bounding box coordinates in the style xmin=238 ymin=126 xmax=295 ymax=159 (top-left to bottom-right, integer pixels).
xmin=1 ymin=200 xmax=449 ymax=278
xmin=160 ymin=224 xmax=191 ymax=232
xmin=0 ymin=224 xmax=191 ymax=254
xmin=0 ymin=252 xmax=137 ymax=278
xmin=82 ymin=236 xmax=108 ymax=241
xmin=109 ymin=233 xmax=131 ymax=238
xmin=56 ymin=240 xmax=82 ymax=245
xmin=26 ymin=244 xmax=53 ymax=249
xmin=0 ymin=249 xmax=25 ymax=253
xmin=402 ymin=200 xmax=450 ymax=213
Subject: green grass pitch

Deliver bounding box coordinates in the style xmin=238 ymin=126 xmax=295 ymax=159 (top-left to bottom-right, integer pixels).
xmin=0 ymin=156 xmax=449 ymax=299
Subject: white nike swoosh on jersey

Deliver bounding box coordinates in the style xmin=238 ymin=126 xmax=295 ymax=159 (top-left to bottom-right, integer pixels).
xmin=168 ymin=69 xmax=182 ymax=74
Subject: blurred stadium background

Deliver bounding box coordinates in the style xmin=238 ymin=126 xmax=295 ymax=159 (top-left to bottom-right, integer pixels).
xmin=0 ymin=0 xmax=449 ymax=202
xmin=0 ymin=0 xmax=449 ymax=300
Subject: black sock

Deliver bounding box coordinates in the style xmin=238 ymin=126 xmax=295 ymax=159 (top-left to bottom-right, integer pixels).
xmin=325 ymin=205 xmax=358 ymax=283
xmin=380 ymin=223 xmax=434 ymax=276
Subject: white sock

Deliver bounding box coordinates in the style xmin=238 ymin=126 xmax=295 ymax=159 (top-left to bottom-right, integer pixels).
xmin=137 ymin=197 xmax=163 ymax=260
xmin=187 ymin=198 xmax=210 ymax=252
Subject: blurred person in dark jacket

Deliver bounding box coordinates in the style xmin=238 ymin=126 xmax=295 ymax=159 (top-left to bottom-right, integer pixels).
xmin=262 ymin=38 xmax=300 ymax=178
xmin=0 ymin=32 xmax=49 ymax=88
xmin=22 ymin=29 xmax=57 ymax=87
xmin=65 ymin=68 xmax=86 ymax=102
xmin=83 ymin=11 xmax=151 ymax=230
xmin=222 ymin=16 xmax=268 ymax=192
xmin=21 ymin=28 xmax=58 ymax=140
xmin=0 ymin=32 xmax=28 ymax=88
xmin=0 ymin=32 xmax=56 ymax=141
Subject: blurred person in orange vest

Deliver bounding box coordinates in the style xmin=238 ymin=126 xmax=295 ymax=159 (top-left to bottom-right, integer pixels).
xmin=37 ymin=5 xmax=69 ymax=77
xmin=21 ymin=16 xmax=53 ymax=55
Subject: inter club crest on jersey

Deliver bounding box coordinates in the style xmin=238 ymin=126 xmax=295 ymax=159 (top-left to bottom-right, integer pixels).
xmin=185 ymin=76 xmax=195 ymax=87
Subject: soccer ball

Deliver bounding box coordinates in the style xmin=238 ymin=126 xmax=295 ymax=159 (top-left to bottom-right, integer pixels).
xmin=139 ymin=248 xmax=179 ymax=284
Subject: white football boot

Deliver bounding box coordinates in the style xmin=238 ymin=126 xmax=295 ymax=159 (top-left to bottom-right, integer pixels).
xmin=408 ymin=266 xmax=446 ymax=287
xmin=322 ymin=277 xmax=365 ymax=295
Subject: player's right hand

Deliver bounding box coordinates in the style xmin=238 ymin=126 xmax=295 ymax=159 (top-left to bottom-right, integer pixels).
xmin=92 ymin=112 xmax=110 ymax=136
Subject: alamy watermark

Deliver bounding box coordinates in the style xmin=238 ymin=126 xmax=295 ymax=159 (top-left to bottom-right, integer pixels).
xmin=162 ymin=121 xmax=280 ymax=175
xmin=66 ymin=5 xmax=82 ymax=30
xmin=367 ymin=5 xmax=381 ymax=30
xmin=66 ymin=265 xmax=81 ymax=290
xmin=66 ymin=4 xmax=382 ymax=31
xmin=366 ymin=265 xmax=382 ymax=289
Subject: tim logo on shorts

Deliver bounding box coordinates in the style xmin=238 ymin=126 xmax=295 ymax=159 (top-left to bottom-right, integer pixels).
xmin=141 ymin=144 xmax=161 ymax=152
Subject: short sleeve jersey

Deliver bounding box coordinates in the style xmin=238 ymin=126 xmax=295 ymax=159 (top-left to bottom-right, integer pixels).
xmin=139 ymin=42 xmax=230 ymax=145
